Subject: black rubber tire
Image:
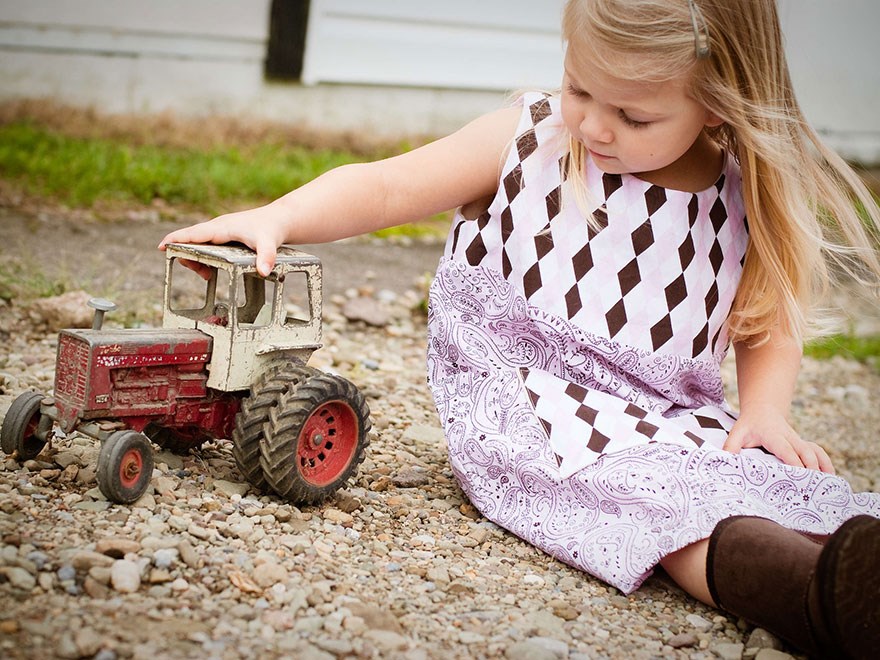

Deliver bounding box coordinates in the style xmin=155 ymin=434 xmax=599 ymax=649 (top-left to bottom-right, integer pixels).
xmin=232 ymin=363 xmax=320 ymax=492
xmin=259 ymin=372 xmax=370 ymax=505
xmin=1 ymin=391 xmax=46 ymax=460
xmin=96 ymin=430 xmax=154 ymax=504
xmin=144 ymin=424 xmax=210 ymax=455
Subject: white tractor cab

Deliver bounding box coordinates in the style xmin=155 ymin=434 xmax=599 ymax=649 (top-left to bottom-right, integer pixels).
xmin=163 ymin=243 xmax=323 ymax=392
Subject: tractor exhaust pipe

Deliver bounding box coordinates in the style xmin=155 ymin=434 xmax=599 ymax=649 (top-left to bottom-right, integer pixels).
xmin=88 ymin=298 xmax=118 ymax=330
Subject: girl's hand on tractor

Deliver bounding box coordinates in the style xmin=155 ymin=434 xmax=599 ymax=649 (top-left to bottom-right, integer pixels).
xmin=159 ymin=205 xmax=289 ymax=278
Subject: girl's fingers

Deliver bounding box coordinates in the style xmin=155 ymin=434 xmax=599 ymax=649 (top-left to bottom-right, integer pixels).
xmin=722 ymin=427 xmax=746 ymax=453
xmin=796 ymin=440 xmax=820 ymax=472
xmin=812 ymin=443 xmax=836 ymax=475
xmin=771 ymin=439 xmax=804 ymax=470
xmin=254 ymin=237 xmax=279 ymax=278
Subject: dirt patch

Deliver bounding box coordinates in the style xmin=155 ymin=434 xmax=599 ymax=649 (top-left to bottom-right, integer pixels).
xmin=0 ymin=205 xmax=444 ymax=328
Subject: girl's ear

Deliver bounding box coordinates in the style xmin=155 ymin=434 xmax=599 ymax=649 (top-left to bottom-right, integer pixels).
xmin=704 ymin=110 xmax=725 ymax=128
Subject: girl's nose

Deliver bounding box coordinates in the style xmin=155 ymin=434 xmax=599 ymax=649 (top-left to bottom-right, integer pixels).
xmin=580 ymin=112 xmax=613 ymax=144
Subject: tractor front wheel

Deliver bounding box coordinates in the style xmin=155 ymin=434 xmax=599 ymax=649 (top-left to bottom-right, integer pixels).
xmin=96 ymin=430 xmax=154 ymax=504
xmin=1 ymin=391 xmax=48 ymax=460
xmin=260 ymin=372 xmax=370 ymax=504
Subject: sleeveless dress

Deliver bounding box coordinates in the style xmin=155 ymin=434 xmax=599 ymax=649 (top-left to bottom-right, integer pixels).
xmin=425 ymin=93 xmax=880 ymax=594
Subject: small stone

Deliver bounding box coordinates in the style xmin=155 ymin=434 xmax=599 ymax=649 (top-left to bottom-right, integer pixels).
xmin=0 ymin=566 xmax=36 ymax=591
xmin=71 ymin=550 xmax=115 ymax=570
xmin=754 ymin=650 xmax=796 ymax=660
xmin=53 ymin=451 xmax=80 ymax=468
xmin=73 ymin=628 xmax=101 ymax=657
xmin=153 ymin=476 xmax=177 ymax=496
xmin=170 ymin=578 xmax=189 ymax=591
xmin=668 ymin=632 xmax=699 ymax=648
xmin=334 ymin=491 xmax=362 ymax=513
xmin=96 ymin=537 xmax=141 ymax=558
xmin=88 ymin=566 xmax=112 ymax=585
xmin=686 ymin=613 xmax=713 ymax=631
xmin=713 ymin=642 xmax=745 ymax=660
xmin=362 ymin=630 xmax=408 ymax=652
xmin=58 ymin=464 xmax=79 ymax=482
xmin=323 ymin=508 xmax=354 ymax=525
xmin=83 ymin=576 xmax=112 ymax=599
xmin=56 ymin=565 xmax=76 ymax=582
xmin=153 ymin=548 xmax=179 ymax=569
xmin=72 ymin=501 xmax=111 ymax=512
xmin=506 ymin=640 xmax=562 ymax=660
xmin=177 ymin=541 xmax=200 ymax=568
xmin=346 ymin=602 xmax=404 ymax=634
xmin=0 ymin=620 xmax=19 ymax=634
xmin=110 ymin=559 xmax=141 ymax=593
xmin=213 ymin=479 xmax=249 ymax=498
xmin=342 ymin=297 xmax=389 ymax=327
xmin=253 ymin=562 xmax=288 ymax=588
xmin=391 ymin=467 xmax=430 ymax=488
xmin=370 ymin=476 xmax=393 ymax=492
xmin=746 ymin=628 xmax=784 ymax=651
xmin=76 ymin=466 xmax=97 ymax=485
xmin=149 ymin=568 xmax=173 ymax=584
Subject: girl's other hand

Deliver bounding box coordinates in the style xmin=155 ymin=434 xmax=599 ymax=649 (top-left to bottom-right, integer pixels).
xmin=723 ymin=404 xmax=835 ymax=474
xmin=158 ymin=205 xmax=288 ymax=277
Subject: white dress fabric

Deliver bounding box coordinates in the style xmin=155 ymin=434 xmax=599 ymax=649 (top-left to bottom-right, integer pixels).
xmin=426 ymin=93 xmax=880 ymax=593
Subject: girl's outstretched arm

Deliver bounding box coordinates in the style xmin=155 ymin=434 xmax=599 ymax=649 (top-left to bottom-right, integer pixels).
xmin=159 ymin=106 xmax=521 ymax=276
xmin=725 ymin=333 xmax=835 ymax=473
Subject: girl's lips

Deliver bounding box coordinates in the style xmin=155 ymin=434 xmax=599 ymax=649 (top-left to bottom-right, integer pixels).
xmin=589 ymin=149 xmax=613 ymax=160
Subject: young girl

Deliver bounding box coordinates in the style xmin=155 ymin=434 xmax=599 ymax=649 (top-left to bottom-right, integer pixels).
xmin=161 ymin=1 xmax=880 ymax=655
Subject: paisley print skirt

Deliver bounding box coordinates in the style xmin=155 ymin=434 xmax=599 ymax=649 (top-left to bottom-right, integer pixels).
xmin=442 ymin=382 xmax=880 ymax=594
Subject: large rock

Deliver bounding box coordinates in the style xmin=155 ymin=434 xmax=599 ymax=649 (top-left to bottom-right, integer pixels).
xmin=28 ymin=290 xmax=95 ymax=330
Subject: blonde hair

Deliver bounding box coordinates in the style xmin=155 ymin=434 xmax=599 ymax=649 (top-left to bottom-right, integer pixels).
xmin=562 ymin=0 xmax=880 ymax=346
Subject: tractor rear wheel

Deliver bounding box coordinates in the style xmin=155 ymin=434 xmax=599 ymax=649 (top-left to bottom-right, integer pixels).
xmin=232 ymin=363 xmax=319 ymax=493
xmin=260 ymin=372 xmax=370 ymax=504
xmin=96 ymin=430 xmax=154 ymax=504
xmin=1 ymin=391 xmax=47 ymax=460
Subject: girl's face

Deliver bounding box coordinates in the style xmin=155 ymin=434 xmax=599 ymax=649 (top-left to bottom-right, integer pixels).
xmin=561 ymin=50 xmax=722 ymax=184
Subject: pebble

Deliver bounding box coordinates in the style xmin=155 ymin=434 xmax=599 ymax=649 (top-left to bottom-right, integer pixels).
xmin=0 ymin=566 xmax=36 ymax=590
xmin=714 ymin=641 xmax=745 ymax=660
xmin=110 ymin=559 xmax=141 ymax=593
xmin=95 ymin=537 xmax=141 ymax=558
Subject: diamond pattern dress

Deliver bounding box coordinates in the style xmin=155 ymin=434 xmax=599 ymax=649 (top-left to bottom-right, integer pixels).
xmin=426 ymin=93 xmax=879 ymax=593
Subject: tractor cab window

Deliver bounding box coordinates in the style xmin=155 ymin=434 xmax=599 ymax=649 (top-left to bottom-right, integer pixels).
xmin=237 ymin=274 xmax=277 ymax=328
xmin=168 ymin=258 xmax=232 ymax=326
xmin=282 ymin=270 xmax=312 ymax=326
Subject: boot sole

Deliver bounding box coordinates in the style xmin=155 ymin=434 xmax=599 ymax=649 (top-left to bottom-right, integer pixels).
xmin=818 ymin=514 xmax=880 ymax=658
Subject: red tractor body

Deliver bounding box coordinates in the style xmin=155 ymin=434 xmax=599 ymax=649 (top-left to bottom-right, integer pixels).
xmin=52 ymin=328 xmax=240 ymax=442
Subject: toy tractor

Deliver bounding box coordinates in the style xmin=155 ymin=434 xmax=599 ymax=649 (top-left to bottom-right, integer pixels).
xmin=0 ymin=243 xmax=371 ymax=505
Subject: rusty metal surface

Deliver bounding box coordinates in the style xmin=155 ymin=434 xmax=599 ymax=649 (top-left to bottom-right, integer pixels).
xmin=165 ymin=243 xmax=321 ymax=268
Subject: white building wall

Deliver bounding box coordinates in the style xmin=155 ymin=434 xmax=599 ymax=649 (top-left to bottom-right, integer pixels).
xmin=301 ymin=0 xmax=565 ymax=91
xmin=0 ymin=1 xmax=877 ymax=162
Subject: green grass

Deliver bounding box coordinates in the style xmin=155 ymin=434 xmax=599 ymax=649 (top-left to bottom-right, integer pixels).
xmin=804 ymin=334 xmax=880 ymax=370
xmin=0 ymin=121 xmax=364 ymax=211
xmin=0 ymin=259 xmax=68 ymax=302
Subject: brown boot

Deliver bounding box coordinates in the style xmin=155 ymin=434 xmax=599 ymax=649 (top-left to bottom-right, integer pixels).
xmin=706 ymin=515 xmax=880 ymax=659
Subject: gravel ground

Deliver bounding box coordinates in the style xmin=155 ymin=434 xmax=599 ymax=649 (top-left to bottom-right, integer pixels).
xmin=1 ymin=208 xmax=879 ymax=660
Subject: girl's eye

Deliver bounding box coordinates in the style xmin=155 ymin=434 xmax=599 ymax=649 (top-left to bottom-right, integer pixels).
xmin=619 ymin=111 xmax=651 ymax=129
xmin=567 ymin=83 xmax=590 ymax=99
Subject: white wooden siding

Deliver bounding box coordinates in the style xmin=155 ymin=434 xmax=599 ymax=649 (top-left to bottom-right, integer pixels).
xmin=0 ymin=0 xmax=269 ymax=61
xmin=302 ymin=0 xmax=566 ymax=91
